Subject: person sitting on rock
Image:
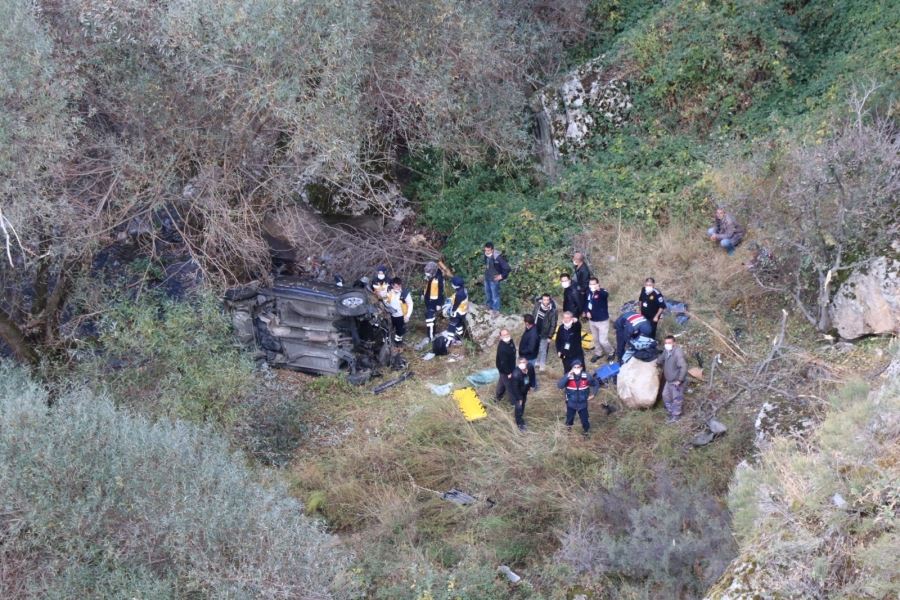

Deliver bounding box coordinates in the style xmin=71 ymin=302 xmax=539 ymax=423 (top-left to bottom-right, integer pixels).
xmin=707 ymin=206 xmax=745 ymax=255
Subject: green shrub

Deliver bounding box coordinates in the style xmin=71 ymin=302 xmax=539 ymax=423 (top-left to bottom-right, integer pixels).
xmin=0 ymin=362 xmax=358 ymax=599
xmin=725 ymin=364 xmax=900 ymax=597
xmin=80 ymin=291 xmax=254 ymax=425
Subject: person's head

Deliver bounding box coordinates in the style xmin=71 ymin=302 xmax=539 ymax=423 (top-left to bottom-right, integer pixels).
xmin=573 ymin=251 xmax=584 ymax=266
xmin=562 ymin=311 xmax=574 ymax=326
xmin=424 ymin=261 xmax=438 ymax=277
xmin=644 ymin=277 xmax=655 ymax=293
xmin=500 ymin=328 xmax=511 ymax=343
xmin=484 ymin=242 xmax=494 ymax=257
xmin=517 ymin=356 xmax=529 ymax=371
xmin=390 ymin=276 xmax=403 ymax=290
xmin=450 ymin=275 xmax=464 ymax=289
xmin=571 ymin=359 xmax=583 ymax=375
xmin=541 ymin=293 xmax=552 ymax=307
xmin=589 ymin=276 xmax=599 ymax=291
xmin=376 ymin=265 xmax=388 ymax=280
xmin=560 ymin=274 xmax=571 ymax=289
xmin=664 ymin=335 xmax=675 ymax=351
xmin=523 ymin=314 xmax=535 ymax=328
xmin=715 ymin=206 xmax=726 ymax=220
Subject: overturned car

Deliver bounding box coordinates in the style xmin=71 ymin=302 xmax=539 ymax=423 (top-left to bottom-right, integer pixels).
xmin=225 ymin=277 xmax=396 ymax=381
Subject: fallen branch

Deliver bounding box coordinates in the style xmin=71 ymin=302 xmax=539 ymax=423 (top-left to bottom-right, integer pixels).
xmin=685 ymin=311 xmax=747 ymax=362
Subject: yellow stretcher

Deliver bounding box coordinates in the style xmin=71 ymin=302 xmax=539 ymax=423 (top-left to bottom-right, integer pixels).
xmin=551 ymin=330 xmax=594 ymax=351
xmin=453 ymin=387 xmax=488 ymax=422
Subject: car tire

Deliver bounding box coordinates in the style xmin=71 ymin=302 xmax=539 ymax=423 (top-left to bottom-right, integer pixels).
xmin=335 ymin=291 xmax=369 ymax=317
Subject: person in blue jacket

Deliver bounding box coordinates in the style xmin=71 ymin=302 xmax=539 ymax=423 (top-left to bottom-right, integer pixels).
xmin=557 ymin=359 xmax=599 ymax=435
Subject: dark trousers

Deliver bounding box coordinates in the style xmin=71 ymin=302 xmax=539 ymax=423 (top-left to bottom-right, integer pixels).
xmin=561 ymin=354 xmax=585 ymax=373
xmin=513 ymin=395 xmax=527 ymax=426
xmin=391 ymin=316 xmax=406 ymax=344
xmin=641 ymin=311 xmax=658 ymax=338
xmin=495 ymin=374 xmax=512 ymax=400
xmin=565 ymin=406 xmax=590 ymax=432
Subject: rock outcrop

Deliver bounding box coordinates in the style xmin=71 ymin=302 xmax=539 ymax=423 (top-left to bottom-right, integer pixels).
xmin=465 ymin=303 xmax=524 ymax=349
xmin=830 ymin=256 xmax=900 ymax=340
xmin=616 ymin=358 xmax=660 ymax=409
xmin=532 ymin=56 xmax=632 ymax=163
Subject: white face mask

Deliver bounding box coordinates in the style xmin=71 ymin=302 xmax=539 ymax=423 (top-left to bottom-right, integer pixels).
xmin=561 ymin=281 xmax=570 ymax=289
xmin=664 ymin=344 xmax=673 ymax=351
xmin=572 ymin=368 xmax=582 ymax=375
xmin=501 ymin=336 xmax=511 ymax=343
xmin=563 ymin=321 xmax=572 ymax=329
xmin=644 ymin=286 xmax=653 ymax=294
xmin=377 ymin=273 xmax=385 ymax=280
xmin=589 ymin=284 xmax=599 ymax=291
xmin=519 ymin=362 xmax=528 ymax=371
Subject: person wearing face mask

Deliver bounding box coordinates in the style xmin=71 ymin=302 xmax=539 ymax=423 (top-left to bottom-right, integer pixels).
xmin=495 ymin=328 xmax=518 ymax=403
xmin=532 ymin=293 xmax=558 ymax=372
xmin=572 ymin=252 xmax=592 ymax=299
xmin=557 ymin=359 xmax=598 ymax=435
xmin=370 ymin=265 xmax=391 ymax=297
xmin=483 ymin=242 xmax=511 ymax=315
xmin=447 ymin=276 xmax=468 ymax=340
xmin=422 ymin=262 xmax=445 ymax=341
xmin=384 ymin=277 xmax=414 ymax=348
xmin=584 ymin=277 xmax=614 ymax=363
xmin=638 ymin=277 xmax=666 ymax=338
xmin=519 ymin=314 xmax=540 ymax=368
xmin=657 ymin=335 xmax=687 ymax=423
xmin=510 ymin=356 xmax=536 ymax=431
xmin=555 ymin=311 xmax=584 ymax=372
xmin=559 ymin=273 xmax=583 ymax=316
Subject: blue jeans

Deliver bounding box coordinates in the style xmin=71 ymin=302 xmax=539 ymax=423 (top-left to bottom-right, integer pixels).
xmin=484 ymin=278 xmax=501 ymax=311
xmin=707 ymin=227 xmax=737 ymax=255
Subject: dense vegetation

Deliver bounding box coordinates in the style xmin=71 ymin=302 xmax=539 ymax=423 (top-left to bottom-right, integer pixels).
xmin=1 ymin=0 xmax=897 ymax=598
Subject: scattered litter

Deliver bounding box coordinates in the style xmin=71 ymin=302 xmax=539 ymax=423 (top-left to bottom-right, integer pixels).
xmin=497 ymin=565 xmax=521 ymax=584
xmin=453 ymin=387 xmax=487 ymax=421
xmin=428 ymin=382 xmax=453 ymax=396
xmin=707 ymin=419 xmax=727 ymax=435
xmin=441 ymin=488 xmax=476 ymax=505
xmin=422 ymin=352 xmax=436 ymax=361
xmin=373 ymin=371 xmax=412 ymax=395
xmin=692 ymin=418 xmax=728 ymax=447
xmin=832 ymin=493 xmax=848 ymax=509
xmin=688 ymin=367 xmax=704 ymax=380
xmin=414 ymin=337 xmax=431 ymax=350
xmin=594 ymin=362 xmax=620 ymax=384
xmin=466 ymin=368 xmax=499 ymax=387
xmin=666 ymin=300 xmax=690 ymax=325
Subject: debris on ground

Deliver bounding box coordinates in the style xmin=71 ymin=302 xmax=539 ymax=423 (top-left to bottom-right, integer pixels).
xmin=373 ymin=371 xmax=412 ymax=395
xmin=453 ymin=387 xmax=488 ymax=421
xmin=688 ymin=367 xmax=704 ymax=381
xmin=692 ymin=418 xmax=728 ymax=447
xmin=465 ymin=368 xmax=500 ymax=387
xmin=441 ymin=488 xmax=476 ymax=505
xmin=497 ymin=565 xmax=522 ymax=584
xmin=427 ymin=382 xmax=453 ymax=396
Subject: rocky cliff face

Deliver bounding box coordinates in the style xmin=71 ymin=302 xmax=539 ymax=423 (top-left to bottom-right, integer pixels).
xmin=830 ymin=255 xmax=900 ymax=340
xmin=532 ymin=56 xmax=632 ymax=170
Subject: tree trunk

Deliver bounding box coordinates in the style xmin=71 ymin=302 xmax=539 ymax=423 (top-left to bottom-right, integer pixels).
xmin=0 ymin=308 xmax=39 ymax=365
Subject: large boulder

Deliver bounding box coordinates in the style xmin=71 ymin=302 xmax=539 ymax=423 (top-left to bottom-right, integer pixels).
xmin=465 ymin=304 xmax=524 ymax=349
xmin=616 ymin=358 xmax=660 ymax=409
xmin=830 ymin=256 xmax=900 ymax=340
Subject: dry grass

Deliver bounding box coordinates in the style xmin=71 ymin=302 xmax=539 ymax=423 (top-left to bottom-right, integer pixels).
xmin=282 ymin=223 xmax=881 ymax=598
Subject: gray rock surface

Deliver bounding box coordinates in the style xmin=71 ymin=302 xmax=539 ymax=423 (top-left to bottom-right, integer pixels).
xmin=830 ymin=256 xmax=900 ymax=340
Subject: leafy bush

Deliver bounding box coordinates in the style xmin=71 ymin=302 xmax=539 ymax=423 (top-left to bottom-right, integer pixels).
xmin=80 ymin=291 xmax=254 ymax=425
xmin=721 ymin=363 xmax=899 ymax=598
xmin=557 ymin=473 xmax=737 ymax=597
xmin=0 ymin=362 xmax=358 ymax=599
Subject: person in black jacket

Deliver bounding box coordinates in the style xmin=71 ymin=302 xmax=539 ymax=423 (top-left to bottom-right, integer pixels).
xmin=638 ymin=277 xmax=666 ymax=338
xmin=584 ymin=276 xmax=614 ymax=362
xmin=495 ymin=328 xmax=517 ymax=402
xmin=483 ymin=242 xmax=511 ymax=315
xmin=572 ymin=252 xmax=592 ymax=299
xmin=560 ymin=273 xmax=583 ymax=316
xmin=509 ymin=356 xmax=536 ymax=431
xmin=518 ymin=314 xmax=540 ymax=388
xmin=555 ymin=311 xmax=584 ymax=372
xmin=532 ymin=294 xmax=558 ymax=371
